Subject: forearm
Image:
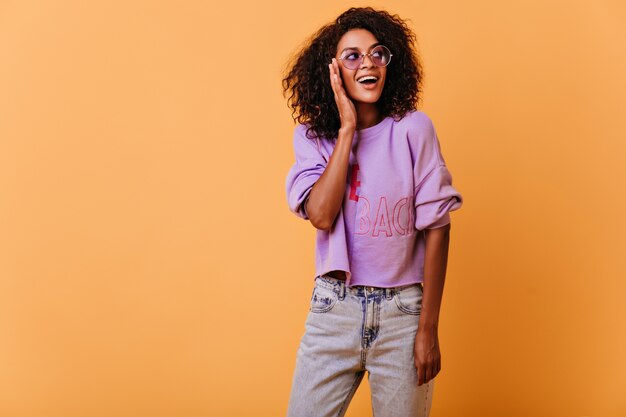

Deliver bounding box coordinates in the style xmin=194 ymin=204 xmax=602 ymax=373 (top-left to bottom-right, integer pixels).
xmin=305 ymin=127 xmax=355 ymax=230
xmin=419 ymin=223 xmax=451 ymax=331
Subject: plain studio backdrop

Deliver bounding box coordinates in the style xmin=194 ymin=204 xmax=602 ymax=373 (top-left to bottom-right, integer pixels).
xmin=0 ymin=1 xmax=625 ymax=416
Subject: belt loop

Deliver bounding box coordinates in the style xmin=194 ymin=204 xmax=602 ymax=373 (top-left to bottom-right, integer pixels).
xmin=339 ymin=280 xmax=345 ymax=300
xmin=385 ymin=287 xmax=391 ymax=300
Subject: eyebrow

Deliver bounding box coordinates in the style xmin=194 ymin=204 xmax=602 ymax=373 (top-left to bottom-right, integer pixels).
xmin=340 ymin=42 xmax=381 ymax=54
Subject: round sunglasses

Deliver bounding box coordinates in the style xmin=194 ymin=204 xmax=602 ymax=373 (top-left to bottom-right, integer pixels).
xmin=338 ymin=45 xmax=393 ymax=70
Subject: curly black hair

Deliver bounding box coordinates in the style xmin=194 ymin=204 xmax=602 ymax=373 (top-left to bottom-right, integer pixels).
xmin=281 ymin=6 xmax=424 ymax=141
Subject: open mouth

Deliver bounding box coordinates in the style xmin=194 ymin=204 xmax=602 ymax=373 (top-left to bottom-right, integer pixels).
xmin=357 ymin=75 xmax=378 ymax=85
xmin=357 ymin=75 xmax=379 ymax=89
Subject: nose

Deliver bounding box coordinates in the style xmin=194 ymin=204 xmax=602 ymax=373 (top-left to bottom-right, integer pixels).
xmin=360 ymin=53 xmax=375 ymax=69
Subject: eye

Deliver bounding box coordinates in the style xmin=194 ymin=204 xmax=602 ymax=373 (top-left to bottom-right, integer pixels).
xmin=371 ymin=46 xmax=385 ymax=57
xmin=341 ymin=49 xmax=361 ymax=60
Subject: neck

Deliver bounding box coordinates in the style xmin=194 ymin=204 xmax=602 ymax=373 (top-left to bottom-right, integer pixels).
xmin=354 ymin=102 xmax=382 ymax=130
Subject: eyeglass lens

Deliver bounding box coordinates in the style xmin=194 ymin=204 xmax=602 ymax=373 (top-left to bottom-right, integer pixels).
xmin=340 ymin=45 xmax=391 ymax=70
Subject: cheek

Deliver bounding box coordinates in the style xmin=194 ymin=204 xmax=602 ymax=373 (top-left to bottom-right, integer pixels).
xmin=347 ymin=81 xmax=362 ymax=98
xmin=339 ymin=71 xmax=357 ymax=91
xmin=379 ymin=76 xmax=387 ymax=90
xmin=380 ymin=71 xmax=387 ymax=85
xmin=339 ymin=68 xmax=352 ymax=84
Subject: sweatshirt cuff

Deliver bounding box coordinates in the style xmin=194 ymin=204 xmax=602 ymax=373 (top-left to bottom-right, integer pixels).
xmin=425 ymin=212 xmax=451 ymax=229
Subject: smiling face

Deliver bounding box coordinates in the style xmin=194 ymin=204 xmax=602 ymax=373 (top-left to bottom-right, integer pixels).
xmin=334 ymin=28 xmax=387 ymax=105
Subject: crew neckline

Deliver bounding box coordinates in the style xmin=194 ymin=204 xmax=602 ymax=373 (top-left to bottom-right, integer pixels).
xmin=354 ymin=115 xmax=393 ymax=139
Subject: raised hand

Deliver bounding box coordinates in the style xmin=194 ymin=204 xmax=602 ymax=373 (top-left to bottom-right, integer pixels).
xmin=328 ymin=57 xmax=357 ymax=131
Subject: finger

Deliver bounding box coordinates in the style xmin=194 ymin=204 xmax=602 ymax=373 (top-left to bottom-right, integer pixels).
xmin=333 ymin=59 xmax=344 ymax=89
xmin=331 ymin=61 xmax=340 ymax=92
xmin=335 ymin=74 xmax=347 ymax=101
xmin=330 ymin=65 xmax=340 ymax=99
xmin=328 ymin=63 xmax=336 ymax=94
xmin=331 ymin=60 xmax=343 ymax=94
xmin=416 ymin=364 xmax=424 ymax=386
xmin=336 ymin=67 xmax=344 ymax=90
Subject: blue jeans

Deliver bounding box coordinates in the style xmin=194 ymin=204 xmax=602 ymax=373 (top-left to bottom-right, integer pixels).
xmin=287 ymin=274 xmax=434 ymax=417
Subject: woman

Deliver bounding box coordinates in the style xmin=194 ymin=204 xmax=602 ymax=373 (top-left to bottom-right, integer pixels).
xmin=282 ymin=7 xmax=463 ymax=417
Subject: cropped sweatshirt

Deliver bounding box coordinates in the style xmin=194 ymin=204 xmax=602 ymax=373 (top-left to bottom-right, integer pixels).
xmin=285 ymin=109 xmax=463 ymax=288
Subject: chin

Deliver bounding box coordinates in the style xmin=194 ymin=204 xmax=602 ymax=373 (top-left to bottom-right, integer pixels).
xmin=352 ymin=94 xmax=382 ymax=104
xmin=348 ymin=86 xmax=384 ymax=104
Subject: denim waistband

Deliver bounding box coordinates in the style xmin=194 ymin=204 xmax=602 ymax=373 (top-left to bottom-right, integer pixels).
xmin=316 ymin=274 xmax=423 ymax=301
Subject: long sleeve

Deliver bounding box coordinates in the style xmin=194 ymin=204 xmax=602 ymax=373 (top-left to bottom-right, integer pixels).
xmin=412 ymin=116 xmax=463 ymax=231
xmin=285 ymin=124 xmax=328 ymax=220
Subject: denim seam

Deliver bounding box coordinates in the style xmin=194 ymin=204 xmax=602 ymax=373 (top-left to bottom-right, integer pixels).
xmin=310 ymin=286 xmax=338 ymax=313
xmin=394 ymin=289 xmax=422 ymax=315
xmin=317 ymin=277 xmax=341 ymax=293
xmin=423 ymin=381 xmax=431 ymax=416
xmin=336 ymin=371 xmax=364 ymax=417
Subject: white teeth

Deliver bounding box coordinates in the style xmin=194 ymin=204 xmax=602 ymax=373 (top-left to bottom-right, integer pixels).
xmin=357 ymin=75 xmax=378 ymax=83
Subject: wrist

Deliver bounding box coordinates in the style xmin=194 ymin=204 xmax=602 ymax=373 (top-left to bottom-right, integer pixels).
xmin=418 ymin=320 xmax=438 ymax=333
xmin=338 ymin=126 xmax=355 ymax=136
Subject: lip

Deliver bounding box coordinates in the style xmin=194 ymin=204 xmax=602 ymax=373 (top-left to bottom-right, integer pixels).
xmin=356 ymin=73 xmax=379 ymax=80
xmin=358 ymin=78 xmax=379 ymax=90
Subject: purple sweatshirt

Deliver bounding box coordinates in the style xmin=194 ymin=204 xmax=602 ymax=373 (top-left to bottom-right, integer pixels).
xmin=285 ymin=110 xmax=463 ymax=288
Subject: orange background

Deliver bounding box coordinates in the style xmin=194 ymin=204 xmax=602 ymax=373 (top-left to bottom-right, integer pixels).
xmin=1 ymin=1 xmax=625 ymax=416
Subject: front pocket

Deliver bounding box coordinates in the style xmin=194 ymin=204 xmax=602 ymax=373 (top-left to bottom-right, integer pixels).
xmin=394 ymin=285 xmax=422 ymax=315
xmin=310 ymin=285 xmax=338 ymax=313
